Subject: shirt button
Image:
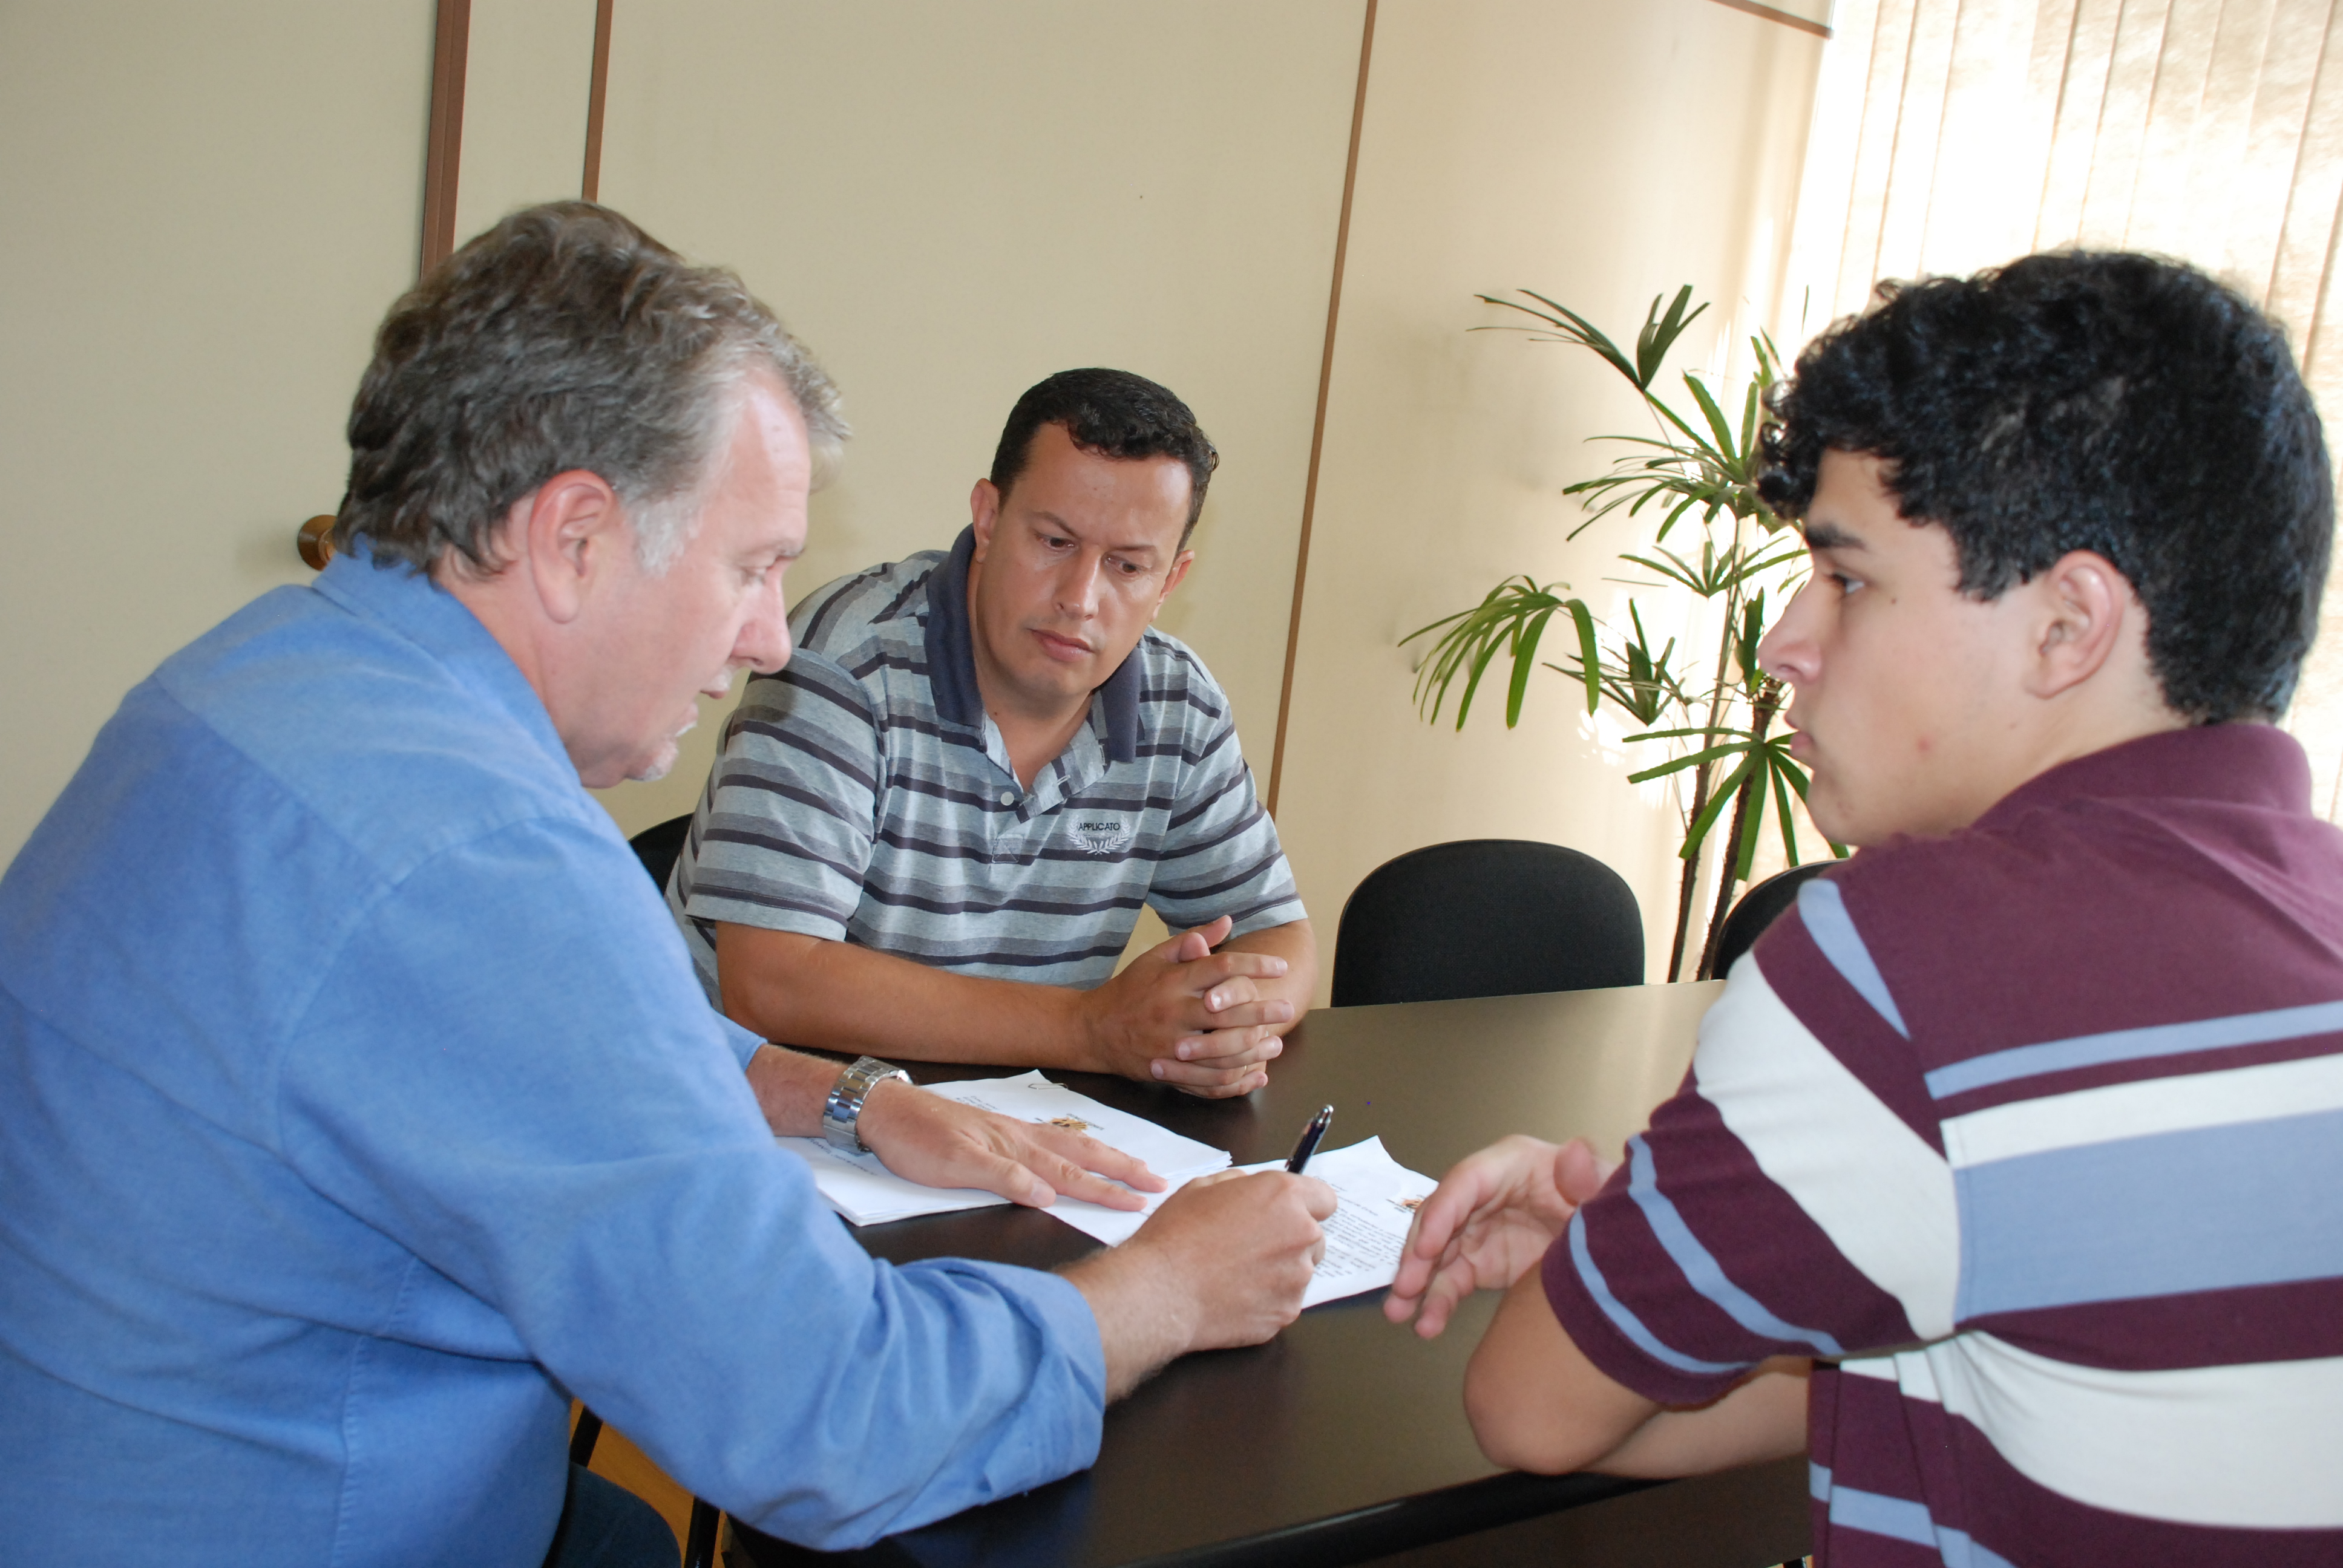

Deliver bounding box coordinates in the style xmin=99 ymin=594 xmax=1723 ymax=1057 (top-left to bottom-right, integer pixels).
xmin=998 ymin=790 xmax=1016 ymax=806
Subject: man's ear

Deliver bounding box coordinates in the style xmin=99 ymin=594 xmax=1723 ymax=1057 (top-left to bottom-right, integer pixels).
xmin=969 ymin=479 xmax=1001 ymax=562
xmin=518 ymin=470 xmax=624 ymax=625
xmin=1152 ymin=549 xmax=1197 ymax=618
xmin=2027 ymin=549 xmax=2135 ymax=699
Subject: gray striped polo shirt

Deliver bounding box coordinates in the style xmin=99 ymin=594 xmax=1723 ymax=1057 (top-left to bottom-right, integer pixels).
xmin=666 ymin=526 xmax=1305 ymax=1000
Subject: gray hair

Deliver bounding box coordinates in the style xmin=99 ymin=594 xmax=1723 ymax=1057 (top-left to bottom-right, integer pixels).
xmin=333 ymin=201 xmax=848 ymax=575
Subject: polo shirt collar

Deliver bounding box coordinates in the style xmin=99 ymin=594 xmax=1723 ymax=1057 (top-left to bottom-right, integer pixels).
xmin=923 ymin=524 xmax=1142 ymax=764
xmin=1974 ymin=722 xmax=2313 ymax=829
xmin=310 ymin=544 xmax=572 ymax=771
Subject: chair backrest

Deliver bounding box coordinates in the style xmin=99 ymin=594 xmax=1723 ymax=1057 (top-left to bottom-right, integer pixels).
xmin=1700 ymin=861 xmax=1833 ymax=980
xmin=628 ymin=812 xmax=694 ymax=895
xmin=1331 ymin=839 xmax=1643 ymax=1007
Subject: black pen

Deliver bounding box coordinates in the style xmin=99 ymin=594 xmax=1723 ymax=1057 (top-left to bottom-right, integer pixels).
xmin=1285 ymin=1104 xmax=1335 ymax=1174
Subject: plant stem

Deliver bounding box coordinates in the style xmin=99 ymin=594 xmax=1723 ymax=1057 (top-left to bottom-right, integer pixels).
xmin=1693 ymin=679 xmax=1781 ymax=978
xmin=1664 ymin=760 xmax=1712 ymax=982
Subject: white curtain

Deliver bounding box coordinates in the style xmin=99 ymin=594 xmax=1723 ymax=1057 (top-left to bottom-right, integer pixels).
xmin=1781 ymin=0 xmax=2343 ymax=814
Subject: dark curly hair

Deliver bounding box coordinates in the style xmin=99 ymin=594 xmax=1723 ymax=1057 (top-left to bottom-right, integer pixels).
xmin=989 ymin=368 xmax=1220 ymax=547
xmin=1758 ymin=252 xmax=2331 ymax=722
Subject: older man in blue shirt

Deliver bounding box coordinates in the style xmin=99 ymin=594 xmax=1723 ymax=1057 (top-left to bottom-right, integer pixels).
xmin=0 ymin=203 xmax=1332 ymax=1568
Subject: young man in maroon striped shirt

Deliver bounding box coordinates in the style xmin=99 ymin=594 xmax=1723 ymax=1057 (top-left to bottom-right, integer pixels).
xmin=1388 ymin=252 xmax=2341 ymax=1564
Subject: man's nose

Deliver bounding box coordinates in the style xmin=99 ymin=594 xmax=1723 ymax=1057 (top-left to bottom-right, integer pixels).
xmin=736 ymin=577 xmax=793 ymax=674
xmin=1757 ymin=579 xmax=1817 ymax=684
xmin=1056 ymin=550 xmax=1104 ymax=618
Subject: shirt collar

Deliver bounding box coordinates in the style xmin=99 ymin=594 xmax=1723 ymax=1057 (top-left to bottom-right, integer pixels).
xmin=310 ymin=544 xmax=572 ymax=771
xmin=1974 ymin=722 xmax=2314 ymax=829
xmin=922 ymin=524 xmax=1142 ymax=764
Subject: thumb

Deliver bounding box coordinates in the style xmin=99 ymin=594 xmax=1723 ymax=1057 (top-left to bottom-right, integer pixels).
xmin=1555 ymin=1138 xmax=1615 ymax=1206
xmin=1180 ymin=915 xmax=1235 ymax=954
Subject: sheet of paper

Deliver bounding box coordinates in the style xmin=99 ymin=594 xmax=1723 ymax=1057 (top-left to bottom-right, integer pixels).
xmin=777 ymin=1071 xmax=1227 ymax=1227
xmin=1046 ymin=1135 xmax=1439 ymax=1309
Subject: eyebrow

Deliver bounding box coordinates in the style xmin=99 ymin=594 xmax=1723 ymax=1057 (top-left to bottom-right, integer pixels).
xmin=1801 ymin=521 xmax=1867 ymax=552
xmin=1031 ymin=512 xmax=1162 ymax=557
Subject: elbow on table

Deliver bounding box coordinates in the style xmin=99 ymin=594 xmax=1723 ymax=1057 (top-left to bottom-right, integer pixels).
xmin=1462 ymin=1348 xmax=1620 ymax=1477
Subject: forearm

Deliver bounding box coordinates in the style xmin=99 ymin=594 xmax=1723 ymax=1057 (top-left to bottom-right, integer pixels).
xmin=1221 ymin=920 xmax=1317 ymax=1030
xmin=1588 ymin=1360 xmax=1810 ymax=1477
xmin=1464 ymin=1270 xmax=1808 ymax=1477
xmin=718 ymin=924 xmax=1095 ymax=1067
xmin=1060 ymin=1243 xmax=1193 ymax=1402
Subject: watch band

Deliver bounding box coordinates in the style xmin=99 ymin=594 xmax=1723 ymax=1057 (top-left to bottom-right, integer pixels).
xmin=821 ymin=1055 xmax=913 ymax=1154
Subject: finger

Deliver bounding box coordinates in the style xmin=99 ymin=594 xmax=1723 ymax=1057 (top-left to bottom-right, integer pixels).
xmin=1200 ymin=977 xmax=1262 ymax=1014
xmin=1290 ymin=1173 xmax=1339 ymax=1220
xmin=1414 ymin=1266 xmax=1476 ymax=1338
xmin=1188 ymin=1168 xmax=1244 ymax=1189
xmin=960 ymin=1150 xmax=1055 ymax=1209
xmin=1555 ymin=1137 xmax=1615 ymax=1205
xmin=1020 ymin=1125 xmax=1167 ymax=1191
xmin=1179 ymin=915 xmax=1235 ymax=950
xmin=1171 ymin=1027 xmax=1279 ymax=1066
xmin=1169 ymin=1072 xmax=1265 ymax=1099
xmin=1149 ymin=1054 xmax=1267 ymax=1090
xmin=1044 ymin=1160 xmax=1150 ymax=1211
xmin=1174 ymin=998 xmax=1293 ymax=1032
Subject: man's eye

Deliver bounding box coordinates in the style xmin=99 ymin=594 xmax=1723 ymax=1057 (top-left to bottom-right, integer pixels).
xmin=1830 ymin=572 xmax=1863 ymax=594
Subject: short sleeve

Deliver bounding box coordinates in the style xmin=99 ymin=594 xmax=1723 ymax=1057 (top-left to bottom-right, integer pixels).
xmin=683 ymin=656 xmax=882 ymax=943
xmin=1542 ymin=916 xmax=1955 ymax=1405
xmin=1144 ymin=662 xmax=1305 ymax=936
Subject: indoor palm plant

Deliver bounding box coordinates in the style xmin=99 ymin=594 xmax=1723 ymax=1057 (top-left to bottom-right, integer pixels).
xmin=1404 ymin=287 xmax=1840 ymax=981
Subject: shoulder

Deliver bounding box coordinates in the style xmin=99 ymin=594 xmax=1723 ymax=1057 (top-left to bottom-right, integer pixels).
xmin=1132 ymin=626 xmax=1233 ymax=734
xmin=151 ymin=581 xmax=607 ymax=886
xmin=788 ymin=549 xmax=947 ymax=662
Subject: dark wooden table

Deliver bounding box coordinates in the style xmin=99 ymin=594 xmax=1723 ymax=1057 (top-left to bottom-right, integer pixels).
xmin=734 ymin=982 xmax=1811 ymax=1568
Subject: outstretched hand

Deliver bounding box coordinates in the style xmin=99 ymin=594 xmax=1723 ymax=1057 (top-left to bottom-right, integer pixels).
xmin=1079 ymin=916 xmax=1296 ymax=1097
xmin=853 ymin=1079 xmax=1168 ymax=1210
xmin=1384 ymin=1135 xmax=1617 ymax=1339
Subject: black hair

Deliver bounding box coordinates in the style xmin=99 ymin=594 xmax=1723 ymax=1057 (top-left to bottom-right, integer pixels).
xmin=1759 ymin=251 xmax=2331 ymax=722
xmin=988 ymin=368 xmax=1220 ymax=547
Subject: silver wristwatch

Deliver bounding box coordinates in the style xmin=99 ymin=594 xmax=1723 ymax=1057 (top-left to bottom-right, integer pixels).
xmin=821 ymin=1055 xmax=912 ymax=1154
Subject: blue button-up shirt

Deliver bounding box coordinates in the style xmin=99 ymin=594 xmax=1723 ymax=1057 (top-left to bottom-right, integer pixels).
xmin=0 ymin=552 xmax=1104 ymax=1567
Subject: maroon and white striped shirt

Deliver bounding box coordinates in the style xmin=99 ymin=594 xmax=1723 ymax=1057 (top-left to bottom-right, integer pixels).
xmin=1545 ymin=724 xmax=2343 ymax=1565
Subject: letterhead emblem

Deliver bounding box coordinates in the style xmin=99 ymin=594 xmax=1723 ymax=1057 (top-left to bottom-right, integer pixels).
xmin=1072 ymin=817 xmax=1133 ymax=857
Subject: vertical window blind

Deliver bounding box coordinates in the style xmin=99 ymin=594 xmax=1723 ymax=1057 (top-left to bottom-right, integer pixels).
xmin=1782 ymin=0 xmax=2343 ymax=812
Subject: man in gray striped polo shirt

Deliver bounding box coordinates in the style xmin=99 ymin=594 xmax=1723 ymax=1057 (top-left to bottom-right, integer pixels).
xmin=668 ymin=370 xmax=1314 ymax=1097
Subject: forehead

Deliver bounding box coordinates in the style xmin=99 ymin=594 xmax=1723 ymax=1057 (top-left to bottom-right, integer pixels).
xmin=707 ymin=376 xmax=811 ymax=540
xmin=1006 ymin=424 xmax=1191 ymax=543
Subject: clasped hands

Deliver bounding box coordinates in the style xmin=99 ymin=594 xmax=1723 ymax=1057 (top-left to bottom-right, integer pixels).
xmin=1077 ymin=915 xmax=1297 ymax=1097
xmin=1384 ymin=1134 xmax=1620 ymax=1338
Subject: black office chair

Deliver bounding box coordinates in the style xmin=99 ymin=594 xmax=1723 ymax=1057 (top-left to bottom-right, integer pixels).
xmin=1331 ymin=839 xmax=1643 ymax=1006
xmin=629 ymin=812 xmax=695 ymax=894
xmin=1699 ymin=861 xmax=1833 ymax=981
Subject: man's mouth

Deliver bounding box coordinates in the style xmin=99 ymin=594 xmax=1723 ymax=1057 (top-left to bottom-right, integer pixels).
xmin=1032 ymin=629 xmax=1095 ymax=661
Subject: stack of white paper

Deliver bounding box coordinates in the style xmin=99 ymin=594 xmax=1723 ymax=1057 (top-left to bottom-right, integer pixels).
xmin=775 ymin=1071 xmax=1227 ymax=1226
xmin=1046 ymin=1135 xmax=1437 ymax=1308
xmin=778 ymin=1073 xmax=1438 ymax=1309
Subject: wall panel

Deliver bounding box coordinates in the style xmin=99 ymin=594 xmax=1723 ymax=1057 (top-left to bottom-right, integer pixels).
xmin=582 ymin=0 xmax=1365 ymax=837
xmin=1274 ymin=0 xmax=1825 ymax=996
xmin=0 ymin=1 xmax=433 ymax=866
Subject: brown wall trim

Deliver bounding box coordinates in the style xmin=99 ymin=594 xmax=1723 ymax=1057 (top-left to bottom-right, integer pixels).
xmin=1265 ymin=0 xmax=1377 ymax=818
xmin=419 ymin=0 xmax=473 ymax=276
xmin=582 ymin=0 xmax=616 ymax=200
xmin=1703 ymin=0 xmax=1832 ymax=39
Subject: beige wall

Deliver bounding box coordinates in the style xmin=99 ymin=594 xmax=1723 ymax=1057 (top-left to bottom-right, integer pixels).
xmin=580 ymin=0 xmax=1366 ymax=839
xmin=1 ymin=0 xmax=1829 ymax=988
xmin=1273 ymin=0 xmax=1825 ymax=998
xmin=452 ymin=0 xmax=601 ymax=243
xmin=0 ymin=1 xmax=432 ymax=866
